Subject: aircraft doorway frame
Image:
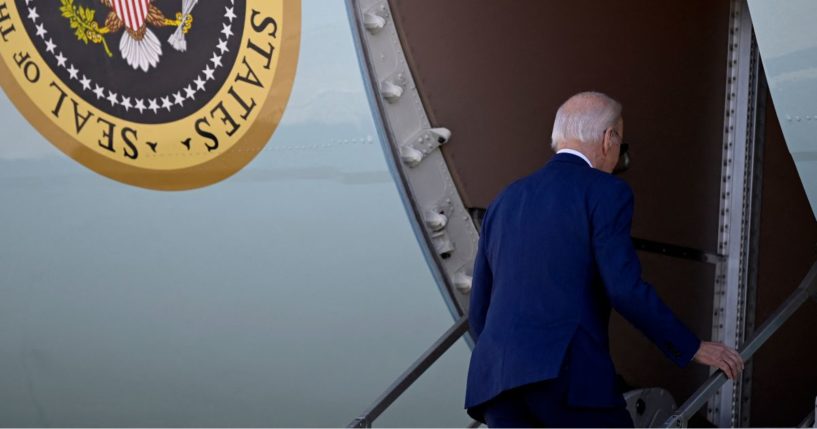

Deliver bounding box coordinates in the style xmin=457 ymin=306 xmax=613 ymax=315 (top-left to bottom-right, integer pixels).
xmin=347 ymin=0 xmax=764 ymax=426
xmin=710 ymin=1 xmax=763 ymax=426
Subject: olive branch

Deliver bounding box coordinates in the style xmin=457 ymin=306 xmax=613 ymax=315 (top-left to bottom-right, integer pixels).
xmin=59 ymin=0 xmax=112 ymax=57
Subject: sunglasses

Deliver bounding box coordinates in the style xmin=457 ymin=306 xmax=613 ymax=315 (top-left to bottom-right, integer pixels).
xmin=614 ymin=142 xmax=630 ymax=174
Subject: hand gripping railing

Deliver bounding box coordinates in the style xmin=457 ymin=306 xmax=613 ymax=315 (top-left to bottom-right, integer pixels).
xmin=348 ymin=316 xmax=470 ymax=428
xmin=663 ymin=260 xmax=817 ymax=427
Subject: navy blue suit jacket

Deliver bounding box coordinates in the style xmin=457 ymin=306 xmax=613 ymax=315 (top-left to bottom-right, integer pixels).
xmin=464 ymin=153 xmax=701 ymax=420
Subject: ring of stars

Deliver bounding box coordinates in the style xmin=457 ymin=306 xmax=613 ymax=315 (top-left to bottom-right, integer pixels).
xmin=25 ymin=0 xmax=239 ymax=116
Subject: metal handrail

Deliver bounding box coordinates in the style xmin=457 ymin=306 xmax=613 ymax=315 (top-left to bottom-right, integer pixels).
xmin=631 ymin=237 xmax=724 ymax=265
xmin=663 ymin=260 xmax=817 ymax=427
xmin=348 ymin=316 xmax=470 ymax=428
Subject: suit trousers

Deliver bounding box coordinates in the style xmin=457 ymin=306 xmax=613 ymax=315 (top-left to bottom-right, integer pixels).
xmin=481 ymin=365 xmax=634 ymax=428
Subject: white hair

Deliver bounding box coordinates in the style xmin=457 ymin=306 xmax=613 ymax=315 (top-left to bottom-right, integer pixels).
xmin=550 ymin=91 xmax=622 ymax=150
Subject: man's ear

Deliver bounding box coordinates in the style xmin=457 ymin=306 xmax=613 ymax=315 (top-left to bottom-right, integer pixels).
xmin=601 ymin=128 xmax=613 ymax=155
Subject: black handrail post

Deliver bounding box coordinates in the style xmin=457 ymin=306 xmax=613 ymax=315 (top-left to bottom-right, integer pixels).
xmin=348 ymin=316 xmax=470 ymax=428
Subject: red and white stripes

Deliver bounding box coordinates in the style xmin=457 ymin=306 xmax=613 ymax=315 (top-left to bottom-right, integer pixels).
xmin=112 ymin=0 xmax=150 ymax=31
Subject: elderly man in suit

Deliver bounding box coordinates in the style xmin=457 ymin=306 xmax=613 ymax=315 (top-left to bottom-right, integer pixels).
xmin=464 ymin=92 xmax=744 ymax=427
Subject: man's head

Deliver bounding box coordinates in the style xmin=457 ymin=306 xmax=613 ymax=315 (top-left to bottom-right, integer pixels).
xmin=550 ymin=91 xmax=624 ymax=174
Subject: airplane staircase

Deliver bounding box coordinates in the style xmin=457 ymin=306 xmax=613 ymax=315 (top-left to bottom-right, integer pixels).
xmin=348 ymin=259 xmax=817 ymax=428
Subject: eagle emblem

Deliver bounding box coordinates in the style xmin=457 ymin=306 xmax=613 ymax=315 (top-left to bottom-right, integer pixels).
xmin=2 ymin=0 xmax=300 ymax=190
xmin=59 ymin=0 xmax=198 ymax=72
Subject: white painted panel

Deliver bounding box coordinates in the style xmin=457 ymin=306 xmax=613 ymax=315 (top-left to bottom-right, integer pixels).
xmin=749 ymin=0 xmax=817 ymax=217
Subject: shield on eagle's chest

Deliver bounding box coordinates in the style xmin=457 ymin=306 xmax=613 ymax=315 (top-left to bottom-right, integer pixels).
xmin=112 ymin=0 xmax=151 ymax=31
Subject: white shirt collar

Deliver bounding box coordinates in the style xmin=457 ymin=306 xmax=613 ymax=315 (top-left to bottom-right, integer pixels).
xmin=556 ymin=149 xmax=593 ymax=168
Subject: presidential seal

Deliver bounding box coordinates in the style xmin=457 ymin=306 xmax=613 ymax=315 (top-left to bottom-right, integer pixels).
xmin=0 ymin=0 xmax=300 ymax=189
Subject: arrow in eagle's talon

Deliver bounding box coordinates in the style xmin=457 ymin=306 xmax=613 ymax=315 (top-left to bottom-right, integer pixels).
xmin=168 ymin=0 xmax=199 ymax=52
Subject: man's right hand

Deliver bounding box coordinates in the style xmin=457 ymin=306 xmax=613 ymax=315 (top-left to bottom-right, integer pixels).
xmin=692 ymin=341 xmax=745 ymax=379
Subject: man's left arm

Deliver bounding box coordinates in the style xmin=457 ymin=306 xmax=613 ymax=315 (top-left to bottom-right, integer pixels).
xmin=591 ymin=178 xmax=701 ymax=367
